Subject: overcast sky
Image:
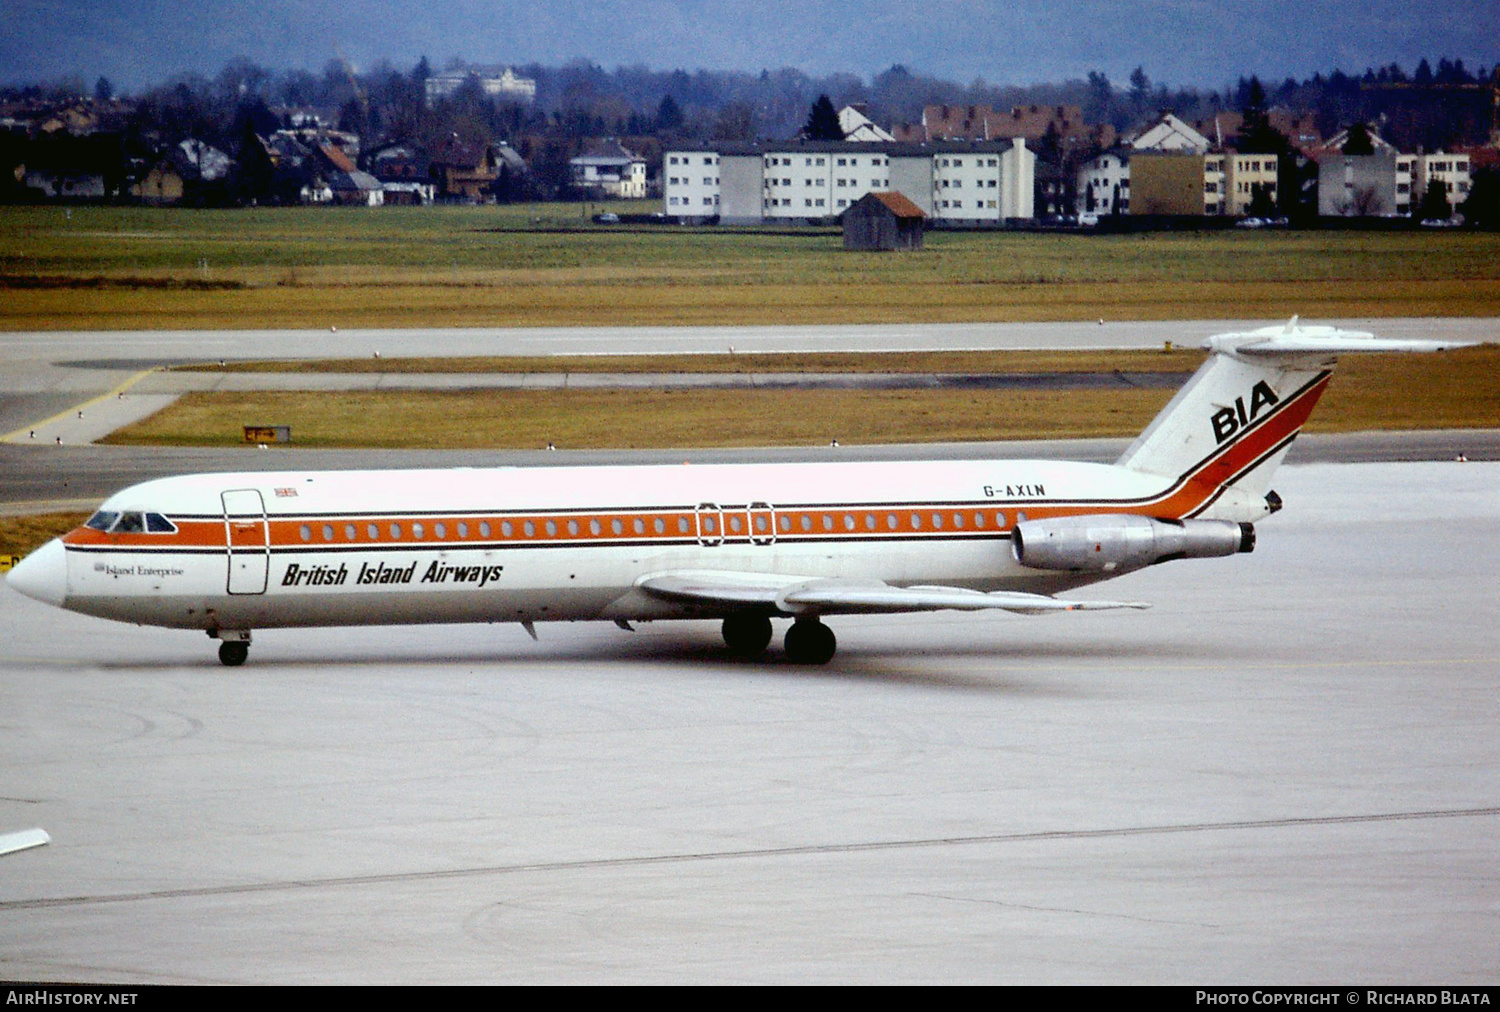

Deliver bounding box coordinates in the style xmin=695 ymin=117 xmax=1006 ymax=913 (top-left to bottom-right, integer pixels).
xmin=7 ymin=0 xmax=1499 ymax=92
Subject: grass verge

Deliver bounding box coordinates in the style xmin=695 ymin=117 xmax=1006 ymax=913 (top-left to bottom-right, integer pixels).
xmin=103 ymin=345 xmax=1500 ymax=450
xmin=0 ymin=512 xmax=90 ymax=562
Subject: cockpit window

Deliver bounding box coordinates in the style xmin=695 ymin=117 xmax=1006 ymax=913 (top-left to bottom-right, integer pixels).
xmin=113 ymin=511 xmax=146 ymax=533
xmin=85 ymin=511 xmax=119 ymax=532
xmin=146 ymin=513 xmax=177 ymax=533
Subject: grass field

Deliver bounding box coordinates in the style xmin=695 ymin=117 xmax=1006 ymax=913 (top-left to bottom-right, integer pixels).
xmin=103 ymin=345 xmax=1500 ymax=450
xmin=0 ymin=512 xmax=90 ymax=561
xmin=5 ymin=205 xmax=1500 ymax=329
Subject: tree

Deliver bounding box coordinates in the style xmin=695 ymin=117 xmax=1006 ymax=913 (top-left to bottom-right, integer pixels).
xmin=1417 ymin=182 xmax=1452 ymax=221
xmin=1247 ymin=182 xmax=1277 ymax=218
xmin=803 ymin=94 xmax=842 ymax=140
xmin=1342 ymin=121 xmax=1375 ymax=155
xmin=1128 ymin=66 xmax=1150 ymax=116
xmin=94 ymin=76 xmax=114 ymax=102
xmin=1237 ymin=76 xmax=1287 ymax=155
xmin=1459 ymin=167 xmax=1500 ymax=229
xmin=654 ymin=93 xmax=683 ymax=132
xmin=1084 ymin=70 xmax=1114 ymax=126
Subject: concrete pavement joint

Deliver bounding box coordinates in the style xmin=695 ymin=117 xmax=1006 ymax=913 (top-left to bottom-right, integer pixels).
xmin=6 ymin=804 xmax=1496 ymax=912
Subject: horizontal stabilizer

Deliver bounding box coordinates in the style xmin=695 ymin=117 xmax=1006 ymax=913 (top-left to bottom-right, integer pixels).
xmin=637 ymin=570 xmax=1149 ymax=617
xmin=1207 ymin=319 xmax=1471 ymax=358
xmin=0 ymin=828 xmax=50 ymax=857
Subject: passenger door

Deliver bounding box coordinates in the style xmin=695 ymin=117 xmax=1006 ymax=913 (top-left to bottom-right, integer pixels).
xmin=222 ymin=489 xmax=269 ymax=594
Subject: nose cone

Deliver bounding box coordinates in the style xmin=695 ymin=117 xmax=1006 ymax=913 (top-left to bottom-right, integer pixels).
xmin=6 ymin=538 xmax=67 ymax=607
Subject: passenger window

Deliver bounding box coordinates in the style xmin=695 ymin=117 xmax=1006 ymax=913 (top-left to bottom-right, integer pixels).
xmin=612 ymin=519 xmax=624 ymax=535
xmin=344 ymin=524 xmax=356 ymax=540
xmin=779 ymin=515 xmax=792 ymax=532
xmin=390 ymin=523 xmax=402 ymax=538
xmin=412 ymin=523 xmax=424 ymax=539
xmin=523 ymin=520 xmax=535 ymax=537
xmin=566 ymin=520 xmax=579 ymax=536
xmin=677 ymin=517 xmax=690 ymax=534
xmin=300 ymin=524 xmax=312 ymax=541
xmin=435 ymin=522 xmax=447 ymax=539
xmin=322 ymin=524 xmax=334 ymax=541
xmin=457 ymin=522 xmax=469 ymax=538
xmin=589 ymin=519 xmax=601 ymax=535
xmin=545 ymin=520 xmax=557 ymax=536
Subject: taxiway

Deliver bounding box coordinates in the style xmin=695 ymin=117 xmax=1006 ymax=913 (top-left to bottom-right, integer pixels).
xmin=1 ymin=460 xmax=1496 ymax=983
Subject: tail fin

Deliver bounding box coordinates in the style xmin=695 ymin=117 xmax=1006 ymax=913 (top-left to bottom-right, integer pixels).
xmin=1116 ymin=318 xmax=1465 ymax=519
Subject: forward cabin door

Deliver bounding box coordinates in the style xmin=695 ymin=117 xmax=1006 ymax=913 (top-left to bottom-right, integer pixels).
xmin=222 ymin=489 xmax=269 ymax=594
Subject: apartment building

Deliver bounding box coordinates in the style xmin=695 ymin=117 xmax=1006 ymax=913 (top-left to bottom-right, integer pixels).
xmin=1411 ymin=152 xmax=1472 ymax=211
xmin=1224 ymin=153 xmax=1279 ymax=215
xmin=663 ymin=140 xmax=1034 ymax=225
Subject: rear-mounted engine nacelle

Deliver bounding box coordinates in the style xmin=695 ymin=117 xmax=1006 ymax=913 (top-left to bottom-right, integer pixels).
xmin=1012 ymin=515 xmax=1254 ymax=573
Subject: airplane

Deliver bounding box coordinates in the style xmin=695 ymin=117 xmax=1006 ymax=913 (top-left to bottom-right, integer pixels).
xmin=4 ymin=320 xmax=1464 ymax=667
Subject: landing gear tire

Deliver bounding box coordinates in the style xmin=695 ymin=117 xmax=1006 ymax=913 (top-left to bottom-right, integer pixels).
xmin=722 ymin=614 xmax=773 ymax=658
xmin=784 ymin=619 xmax=836 ymax=665
xmin=218 ymin=641 xmax=249 ymax=667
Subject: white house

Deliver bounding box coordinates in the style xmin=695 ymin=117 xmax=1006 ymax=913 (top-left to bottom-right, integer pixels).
xmin=1130 ymin=113 xmax=1211 ymax=154
xmin=424 ymin=67 xmax=536 ymax=106
xmin=838 ymin=105 xmax=896 ymax=142
xmin=1077 ymin=150 xmax=1130 ymax=215
xmin=570 ymin=144 xmax=648 ymax=199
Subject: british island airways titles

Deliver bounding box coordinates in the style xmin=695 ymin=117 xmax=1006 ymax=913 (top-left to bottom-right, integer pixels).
xmin=281 ymin=561 xmax=505 ymax=588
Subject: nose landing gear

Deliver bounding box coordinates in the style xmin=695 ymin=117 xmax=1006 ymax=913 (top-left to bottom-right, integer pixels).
xmin=211 ymin=629 xmax=252 ymax=667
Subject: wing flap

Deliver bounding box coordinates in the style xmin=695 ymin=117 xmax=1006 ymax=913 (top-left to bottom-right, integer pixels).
xmin=635 ymin=571 xmax=1149 ymax=617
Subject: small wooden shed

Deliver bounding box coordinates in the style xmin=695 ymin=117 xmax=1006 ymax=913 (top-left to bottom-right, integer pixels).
xmin=843 ymin=191 xmax=927 ymax=251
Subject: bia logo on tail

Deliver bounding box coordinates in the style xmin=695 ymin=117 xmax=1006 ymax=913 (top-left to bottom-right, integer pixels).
xmin=1211 ymin=380 xmax=1280 ymax=444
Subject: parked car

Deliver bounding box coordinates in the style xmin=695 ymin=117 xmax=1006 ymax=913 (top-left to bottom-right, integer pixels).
xmin=592 ymin=212 xmax=620 ymax=224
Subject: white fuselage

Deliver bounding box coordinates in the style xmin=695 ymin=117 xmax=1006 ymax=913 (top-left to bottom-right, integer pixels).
xmin=50 ymin=457 xmax=1213 ymax=633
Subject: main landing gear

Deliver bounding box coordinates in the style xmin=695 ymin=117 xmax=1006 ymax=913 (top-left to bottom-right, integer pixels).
xmin=212 ymin=630 xmax=251 ymax=667
xmin=720 ymin=614 xmax=837 ymax=664
xmin=722 ymin=614 xmax=773 ymax=658
xmin=782 ymin=618 xmax=837 ymax=665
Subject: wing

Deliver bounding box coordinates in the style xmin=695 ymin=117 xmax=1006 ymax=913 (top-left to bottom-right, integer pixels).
xmin=0 ymin=828 xmax=50 ymax=857
xmin=636 ymin=570 xmax=1150 ymax=617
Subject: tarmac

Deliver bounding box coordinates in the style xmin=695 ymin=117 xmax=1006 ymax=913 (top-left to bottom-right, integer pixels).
xmin=0 ymin=320 xmax=1496 ymax=982
xmin=1 ymin=460 xmax=1496 ymax=983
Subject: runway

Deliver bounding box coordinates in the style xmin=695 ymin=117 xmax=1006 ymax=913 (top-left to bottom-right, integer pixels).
xmin=3 ymin=316 xmax=1496 ymax=441
xmin=1 ymin=460 xmax=1496 ymax=983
